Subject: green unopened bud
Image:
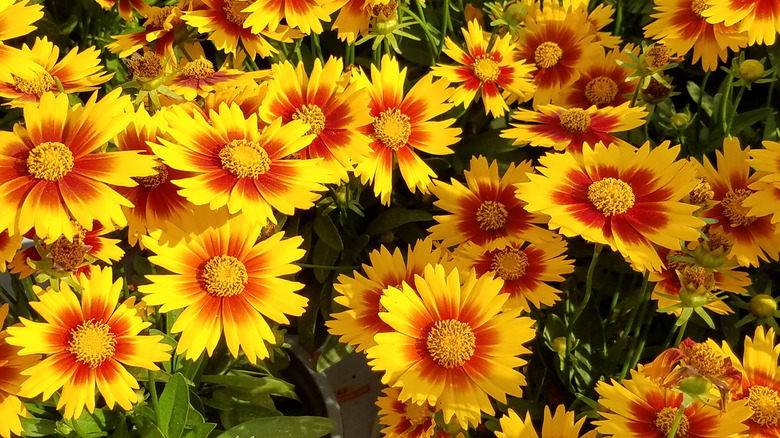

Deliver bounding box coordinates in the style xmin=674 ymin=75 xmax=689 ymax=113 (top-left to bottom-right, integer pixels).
xmin=504 ymin=3 xmax=528 ymax=26
xmin=679 ymin=375 xmax=712 ymax=396
xmin=749 ymin=294 xmax=777 ymax=319
xmin=380 ymin=231 xmax=395 ymax=244
xmin=552 ymin=336 xmax=568 ymax=356
xmin=739 ymin=59 xmax=765 ymax=82
xmin=670 ymin=113 xmax=689 ymax=128
xmin=677 ymin=267 xmax=714 ymax=308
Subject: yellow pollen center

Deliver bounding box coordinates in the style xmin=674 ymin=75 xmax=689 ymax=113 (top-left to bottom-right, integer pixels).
xmin=559 ymin=108 xmax=591 ymax=133
xmin=201 ymin=254 xmax=248 ymax=297
xmin=472 ymin=55 xmax=500 ymax=82
xmin=587 ymin=177 xmax=635 ymax=216
xmin=292 ymin=104 xmax=327 ymax=136
xmin=665 ymin=250 xmax=692 ymax=273
xmin=646 ymin=45 xmax=672 ymax=70
xmin=182 ymin=59 xmax=215 ymax=79
xmin=682 ymin=266 xmax=715 ymax=291
xmin=681 ymin=342 xmax=726 ymax=378
xmin=747 ymin=385 xmax=780 ymax=426
xmin=219 ymin=139 xmax=271 ymax=178
xmin=126 ymin=52 xmax=164 ymax=79
xmin=426 ymin=319 xmax=476 ymax=368
xmin=404 ymin=402 xmax=433 ymax=427
xmin=654 ymin=407 xmax=689 ymax=438
xmin=27 ymin=142 xmax=74 ymax=181
xmin=13 ymin=72 xmax=56 ymax=95
xmin=373 ymin=108 xmax=411 ymax=150
xmin=721 ymin=188 xmax=756 ymax=227
xmin=534 ymin=42 xmax=563 ymax=69
xmin=705 ymin=230 xmax=732 ymax=254
xmin=691 ymin=0 xmax=710 ymax=17
xmin=491 ymin=248 xmax=529 ymax=281
xmin=133 ymin=160 xmax=169 ymax=190
xmin=69 ymin=319 xmax=116 ymax=368
xmin=688 ymin=177 xmax=714 ymax=206
xmin=476 ymin=200 xmax=508 ymax=231
xmin=49 ymin=235 xmax=88 ymax=271
xmin=223 ymin=0 xmax=253 ymax=25
xmin=584 ymin=76 xmax=618 ymax=106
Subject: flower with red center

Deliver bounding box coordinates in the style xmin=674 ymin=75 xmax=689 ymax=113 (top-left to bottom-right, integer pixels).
xmin=353 ymin=55 xmax=461 ymax=205
xmin=182 ymin=0 xmax=301 ymax=59
xmin=367 ymin=264 xmax=535 ymax=429
xmin=514 ymin=11 xmax=602 ymax=106
xmin=242 ymin=0 xmax=343 ymax=35
xmin=517 ymin=141 xmax=705 ymax=272
xmin=0 ymin=90 xmax=158 ymax=240
xmin=557 ymin=47 xmax=639 ymax=109
xmin=432 ymin=19 xmax=536 ymax=117
xmin=5 ymin=266 xmax=172 ymax=420
xmin=140 ymin=212 xmax=309 ymax=362
xmin=644 ymin=0 xmax=748 ymax=72
xmin=153 ymin=102 xmax=330 ymax=224
xmin=693 ymin=138 xmax=780 ymax=267
xmin=107 ymin=5 xmax=186 ymax=58
xmin=744 ymin=140 xmax=780 ymax=225
xmin=327 ymin=238 xmax=450 ymax=352
xmin=595 ymin=370 xmax=752 ymax=438
xmin=259 ymin=57 xmax=373 ymax=181
xmin=0 ymin=303 xmax=40 ymax=438
xmin=501 ymin=102 xmax=647 ymax=153
xmin=376 ymin=386 xmax=443 ymax=438
xmin=454 ymin=238 xmax=573 ymax=312
xmin=496 ymin=405 xmax=598 ymax=438
xmin=702 ymin=0 xmax=780 ymax=45
xmin=0 ymin=0 xmax=44 ymax=82
xmin=93 ymin=0 xmax=151 ymax=21
xmin=0 ymin=37 xmax=113 ymax=108
xmin=429 ymin=155 xmax=557 ymax=249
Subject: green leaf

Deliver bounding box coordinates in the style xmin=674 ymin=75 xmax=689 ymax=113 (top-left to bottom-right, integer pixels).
xmin=313 ymin=212 xmax=343 ymax=251
xmin=365 ymin=208 xmax=433 ymax=236
xmin=215 ymin=417 xmax=335 ymax=438
xmin=316 ymin=335 xmax=356 ymax=372
xmin=19 ymin=418 xmax=57 ymax=437
xmin=182 ymin=423 xmax=216 ymax=438
xmin=731 ymin=108 xmax=772 ymax=136
xmin=687 ymin=81 xmax=714 ymax=116
xmin=312 ymin=239 xmax=339 ymax=283
xmin=200 ymin=374 xmax=296 ymax=398
xmin=70 ymin=408 xmax=120 ymax=438
xmin=158 ymin=373 xmax=190 ymax=438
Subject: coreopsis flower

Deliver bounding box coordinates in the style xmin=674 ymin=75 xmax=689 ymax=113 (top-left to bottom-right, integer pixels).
xmin=557 ymin=47 xmax=639 ymax=109
xmin=0 ymin=230 xmax=22 ymax=272
xmin=327 ymin=238 xmax=450 ymax=352
xmin=94 ymin=0 xmax=151 ymax=21
xmin=204 ymin=80 xmax=268 ymax=118
xmin=501 ymin=102 xmax=647 ymax=153
xmin=0 ymin=90 xmax=158 ymax=240
xmin=514 ymin=11 xmax=602 ymax=106
xmin=702 ymin=0 xmax=780 ymax=45
xmin=366 ymin=264 xmax=535 ymax=429
xmin=744 ymin=140 xmax=780 ymax=224
xmin=107 ymin=5 xmax=186 ymax=58
xmin=376 ymin=386 xmax=442 ymax=438
xmin=0 ymin=37 xmax=113 ymax=107
xmin=9 ymin=221 xmax=124 ymax=279
xmin=693 ymin=138 xmax=780 ymax=267
xmin=429 ymin=155 xmax=557 ymax=249
xmin=154 ymin=103 xmax=330 ymax=224
xmin=595 ymin=370 xmax=752 ymax=438
xmin=711 ymin=326 xmax=780 ymax=436
xmin=182 ymin=0 xmax=301 ymax=59
xmin=453 ymin=238 xmax=573 ymax=312
xmin=0 ymin=304 xmax=40 ymax=438
xmin=0 ymin=0 xmax=44 ymax=82
xmin=331 ymin=0 xmax=373 ymax=44
xmin=353 ymin=55 xmax=461 ymax=205
xmin=259 ymin=57 xmax=373 ymax=181
xmin=644 ymin=0 xmax=748 ymax=72
xmin=140 ymin=212 xmax=308 ymax=362
xmin=6 ymin=266 xmax=172 ymax=420
xmin=432 ymin=19 xmax=536 ymax=117
xmin=517 ymin=141 xmax=705 ymax=272
xmin=165 ymin=56 xmax=264 ymax=101
xmin=242 ymin=0 xmax=342 ymax=35
xmin=496 ymin=405 xmax=598 ymax=438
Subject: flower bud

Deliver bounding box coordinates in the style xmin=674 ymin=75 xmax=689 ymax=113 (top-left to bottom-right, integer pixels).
xmin=504 ymin=2 xmax=528 ymax=26
xmin=749 ymin=294 xmax=777 ymax=319
xmin=552 ymin=336 xmax=568 ymax=356
xmin=739 ymin=59 xmax=765 ymax=83
xmin=679 ymin=375 xmax=712 ymax=396
xmin=670 ymin=113 xmax=689 ymax=128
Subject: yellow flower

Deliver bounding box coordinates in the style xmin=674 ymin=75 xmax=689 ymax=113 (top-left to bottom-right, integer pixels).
xmin=496 ymin=405 xmax=597 ymax=438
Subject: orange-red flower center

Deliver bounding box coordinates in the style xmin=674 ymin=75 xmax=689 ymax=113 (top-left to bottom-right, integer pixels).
xmin=491 ymin=247 xmax=529 ymax=281
xmin=219 ymin=139 xmax=271 ymax=178
xmin=559 ymin=108 xmax=591 ymax=133
xmin=223 ymin=0 xmax=253 ymax=25
xmin=50 ymin=235 xmax=88 ymax=271
xmin=721 ymin=188 xmax=756 ymax=227
xmin=373 ymin=108 xmax=411 ymax=150
xmin=654 ymin=407 xmax=689 ymax=438
xmin=534 ymin=41 xmax=563 ymax=69
xmin=687 ymin=177 xmax=714 ymax=207
xmin=472 ymin=55 xmax=500 ymax=82
xmin=27 ymin=141 xmax=74 ymax=181
xmin=681 ymin=266 xmax=715 ymax=292
xmin=69 ymin=319 xmax=117 ymax=368
xmin=13 ymin=72 xmax=55 ymax=95
xmin=426 ymin=319 xmax=476 ymax=368
xmin=587 ymin=177 xmax=635 ymax=216
xmin=292 ymin=104 xmax=327 ymax=136
xmin=404 ymin=401 xmax=433 ymax=427
xmin=691 ymin=0 xmax=710 ymax=17
xmin=747 ymin=385 xmax=780 ymax=426
xmin=201 ymin=254 xmax=248 ymax=297
xmin=182 ymin=59 xmax=216 ymax=79
xmin=133 ymin=159 xmax=169 ymax=190
xmin=681 ymin=341 xmax=726 ymax=378
xmin=584 ymin=76 xmax=618 ymax=106
xmin=476 ymin=200 xmax=508 ymax=231
xmin=126 ymin=52 xmax=164 ymax=79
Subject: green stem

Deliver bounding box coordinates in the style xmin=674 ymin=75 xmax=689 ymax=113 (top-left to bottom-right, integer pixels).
xmin=565 ymin=244 xmax=601 ymax=390
xmin=409 ymin=4 xmax=438 ymax=65
xmin=373 ymin=43 xmax=382 ymax=66
xmin=293 ymin=39 xmax=303 ymax=64
xmin=619 ymin=271 xmax=652 ymax=379
xmin=720 ymin=74 xmax=733 ymax=135
xmin=311 ymin=33 xmax=324 ymax=63
xmin=148 ymin=369 xmax=159 ymax=414
xmin=345 ymin=43 xmax=355 ymax=66
xmin=674 ymin=318 xmax=688 ymax=347
xmin=437 ymin=0 xmax=451 ymax=55
xmin=667 ymin=405 xmax=685 ymax=438
xmin=630 ymin=75 xmax=643 ymax=107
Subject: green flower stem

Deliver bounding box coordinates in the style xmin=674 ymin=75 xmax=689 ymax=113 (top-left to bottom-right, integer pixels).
xmin=345 ymin=43 xmax=355 ymax=66
xmin=667 ymin=405 xmax=685 ymax=438
xmin=437 ymin=0 xmax=451 ymax=55
xmin=565 ymin=244 xmax=602 ymax=389
xmin=721 ymin=74 xmax=733 ymax=135
xmin=619 ymin=270 xmax=652 ymax=379
xmin=409 ymin=4 xmax=438 ymax=64
xmin=148 ymin=369 xmax=159 ymax=413
xmin=725 ymin=85 xmax=745 ymax=136
xmin=629 ymin=75 xmax=643 ymax=107
xmin=674 ymin=318 xmax=688 ymax=347
xmin=373 ymin=43 xmax=382 ymax=66
xmin=311 ymin=33 xmax=324 ymax=63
